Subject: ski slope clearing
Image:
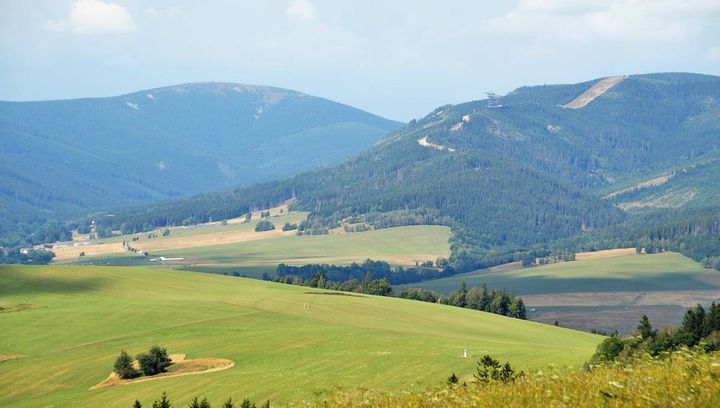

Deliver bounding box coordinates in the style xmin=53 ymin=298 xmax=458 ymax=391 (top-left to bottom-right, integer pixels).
xmin=564 ymin=76 xmax=627 ymax=109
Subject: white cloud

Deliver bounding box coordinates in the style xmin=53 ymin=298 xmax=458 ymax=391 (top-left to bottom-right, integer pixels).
xmin=285 ymin=0 xmax=316 ymax=21
xmin=486 ymin=0 xmax=720 ymax=44
xmin=705 ymin=46 xmax=720 ymax=63
xmin=45 ymin=0 xmax=136 ymax=34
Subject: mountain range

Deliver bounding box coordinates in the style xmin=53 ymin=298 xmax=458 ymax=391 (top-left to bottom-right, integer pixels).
xmin=0 ymin=83 xmax=401 ymax=242
xmin=86 ymin=72 xmax=720 ymax=269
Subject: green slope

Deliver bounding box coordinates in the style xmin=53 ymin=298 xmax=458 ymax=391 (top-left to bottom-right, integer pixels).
xmin=404 ymin=251 xmax=712 ymax=295
xmin=0 ymin=264 xmax=602 ymax=407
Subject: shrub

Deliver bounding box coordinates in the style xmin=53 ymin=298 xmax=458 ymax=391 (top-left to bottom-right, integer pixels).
xmin=474 ymin=355 xmax=521 ymax=383
xmin=113 ymin=350 xmax=139 ymax=379
xmin=255 ymin=220 xmax=275 ymax=232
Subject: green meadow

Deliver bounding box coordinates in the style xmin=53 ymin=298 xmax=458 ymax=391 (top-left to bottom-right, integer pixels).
xmin=403 ymin=251 xmax=714 ymax=295
xmin=0 ymin=264 xmax=601 ymax=408
xmin=76 ymin=225 xmax=453 ymax=278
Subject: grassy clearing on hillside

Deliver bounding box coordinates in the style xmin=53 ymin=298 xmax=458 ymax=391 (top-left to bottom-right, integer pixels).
xmin=0 ymin=264 xmax=600 ymax=408
xmin=309 ymin=350 xmax=720 ymax=408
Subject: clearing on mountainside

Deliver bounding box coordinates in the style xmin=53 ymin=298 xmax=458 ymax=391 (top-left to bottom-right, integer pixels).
xmin=563 ymin=76 xmax=627 ymax=109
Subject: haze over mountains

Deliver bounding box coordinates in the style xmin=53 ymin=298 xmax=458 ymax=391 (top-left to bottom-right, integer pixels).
xmin=91 ymin=72 xmax=720 ymax=270
xmin=0 ymin=83 xmax=402 ymax=226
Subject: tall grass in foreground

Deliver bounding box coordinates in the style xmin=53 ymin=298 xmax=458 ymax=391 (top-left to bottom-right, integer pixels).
xmin=302 ymin=350 xmax=720 ymax=408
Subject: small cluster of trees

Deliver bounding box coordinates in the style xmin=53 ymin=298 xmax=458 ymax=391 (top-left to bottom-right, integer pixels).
xmin=131 ymin=392 xmax=268 ymax=408
xmin=400 ymin=283 xmax=527 ymax=319
xmin=447 ymin=354 xmax=522 ymax=386
xmin=113 ymin=346 xmax=172 ymax=379
xmin=281 ymin=222 xmax=297 ymax=231
xmin=254 ymin=220 xmax=275 ymax=232
xmin=591 ymin=303 xmax=720 ymax=363
xmin=259 ymin=211 xmax=271 ymax=219
xmin=343 ymin=223 xmax=371 ymax=233
xmin=520 ymin=249 xmax=576 ymax=267
xmin=0 ymin=248 xmax=55 ymax=264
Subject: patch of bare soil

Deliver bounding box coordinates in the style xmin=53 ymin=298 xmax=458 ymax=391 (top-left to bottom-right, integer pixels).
xmin=0 ymin=355 xmax=26 ymax=363
xmin=90 ymin=354 xmax=234 ymax=390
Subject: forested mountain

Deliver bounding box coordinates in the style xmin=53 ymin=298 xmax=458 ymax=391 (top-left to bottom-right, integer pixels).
xmin=6 ymin=73 xmax=720 ymax=271
xmin=0 ymin=83 xmax=402 ymax=244
xmin=84 ymin=73 xmax=720 ymax=270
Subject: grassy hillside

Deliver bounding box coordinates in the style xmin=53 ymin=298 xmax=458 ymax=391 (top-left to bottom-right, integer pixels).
xmin=406 ymin=250 xmax=711 ymax=295
xmin=0 ymin=264 xmax=601 ymax=407
xmin=0 ymin=83 xmax=402 ymax=245
xmin=312 ymin=350 xmax=720 ymax=408
xmin=404 ymin=250 xmax=720 ymax=333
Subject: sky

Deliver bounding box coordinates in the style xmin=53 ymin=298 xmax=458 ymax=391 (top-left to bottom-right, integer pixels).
xmin=1 ymin=0 xmax=719 ymax=121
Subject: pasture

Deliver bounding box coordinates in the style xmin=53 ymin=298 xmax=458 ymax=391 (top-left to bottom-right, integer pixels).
xmin=0 ymin=264 xmax=601 ymax=408
xmin=68 ymin=224 xmax=452 ymax=279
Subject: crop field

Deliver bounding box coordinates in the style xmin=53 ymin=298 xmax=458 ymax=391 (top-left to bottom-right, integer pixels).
xmin=53 ymin=211 xmax=309 ymax=261
xmin=403 ymin=250 xmax=720 ymax=333
xmin=0 ymin=264 xmax=602 ymax=408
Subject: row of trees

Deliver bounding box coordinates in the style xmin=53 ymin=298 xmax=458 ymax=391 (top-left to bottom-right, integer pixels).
xmin=272 ymin=272 xmax=393 ymax=297
xmin=400 ymin=283 xmax=527 ymax=319
xmin=131 ymin=392 xmax=268 ymax=408
xmin=276 ymin=258 xmax=457 ymax=286
xmin=592 ymin=303 xmax=720 ymax=363
xmin=0 ymin=248 xmax=55 ymax=264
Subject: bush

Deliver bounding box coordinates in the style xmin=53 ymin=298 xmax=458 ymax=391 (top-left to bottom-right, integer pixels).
xmin=136 ymin=346 xmax=172 ymax=376
xmin=255 ymin=220 xmax=275 ymax=232
xmin=282 ymin=222 xmax=298 ymax=231
xmin=113 ymin=350 xmax=139 ymax=379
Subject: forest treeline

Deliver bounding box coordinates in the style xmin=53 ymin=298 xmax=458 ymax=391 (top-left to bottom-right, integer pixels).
xmin=272 ymin=260 xmax=526 ymax=319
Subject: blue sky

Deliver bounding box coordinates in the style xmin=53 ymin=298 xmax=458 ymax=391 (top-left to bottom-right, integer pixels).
xmin=1 ymin=0 xmax=719 ymax=121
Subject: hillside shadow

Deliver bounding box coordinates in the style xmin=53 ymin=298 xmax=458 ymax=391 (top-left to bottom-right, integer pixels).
xmin=0 ymin=272 xmax=107 ymax=297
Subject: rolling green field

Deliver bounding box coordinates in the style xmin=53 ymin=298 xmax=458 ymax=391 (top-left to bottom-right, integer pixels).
xmin=404 ymin=251 xmax=713 ymax=295
xmin=76 ymin=225 xmax=453 ymax=278
xmin=0 ymin=264 xmax=602 ymax=408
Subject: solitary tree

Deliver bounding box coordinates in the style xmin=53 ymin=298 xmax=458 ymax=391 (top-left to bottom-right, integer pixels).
xmin=637 ymin=315 xmax=656 ymax=340
xmin=133 ymin=400 xmax=142 ymax=408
